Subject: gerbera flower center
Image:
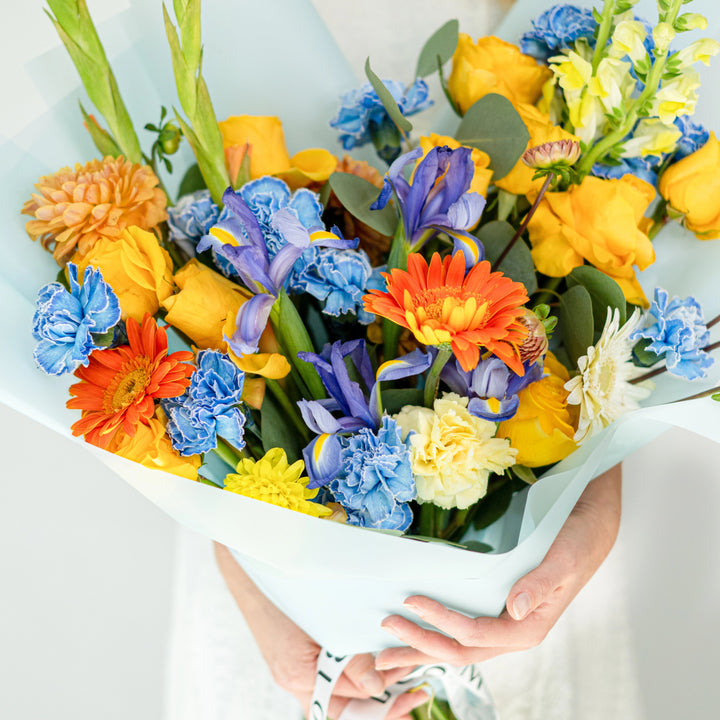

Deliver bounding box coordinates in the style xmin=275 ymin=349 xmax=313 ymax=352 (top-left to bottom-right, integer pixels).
xmin=107 ymin=365 xmax=149 ymax=413
xmin=415 ymin=288 xmax=479 ymax=320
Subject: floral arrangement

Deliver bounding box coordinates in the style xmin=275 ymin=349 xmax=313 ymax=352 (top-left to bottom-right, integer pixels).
xmin=22 ymin=0 xmax=720 ymax=560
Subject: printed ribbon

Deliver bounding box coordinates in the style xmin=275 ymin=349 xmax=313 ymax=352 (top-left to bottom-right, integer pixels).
xmin=311 ymin=649 xmax=499 ymax=720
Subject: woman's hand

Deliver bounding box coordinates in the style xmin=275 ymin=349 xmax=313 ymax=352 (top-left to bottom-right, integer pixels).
xmin=375 ymin=463 xmax=623 ymax=670
xmin=214 ymin=544 xmax=429 ymax=719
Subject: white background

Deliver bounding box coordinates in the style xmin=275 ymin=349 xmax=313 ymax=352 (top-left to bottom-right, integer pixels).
xmin=1 ymin=1 xmax=719 ymax=718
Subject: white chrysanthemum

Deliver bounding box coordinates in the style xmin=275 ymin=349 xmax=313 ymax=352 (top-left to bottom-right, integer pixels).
xmin=394 ymin=393 xmax=516 ymax=510
xmin=565 ymin=308 xmax=652 ymax=444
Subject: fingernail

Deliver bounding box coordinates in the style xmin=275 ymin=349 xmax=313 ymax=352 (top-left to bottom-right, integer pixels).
xmin=359 ymin=671 xmax=384 ymax=695
xmin=375 ymin=660 xmax=395 ymax=670
xmin=403 ymin=600 xmax=423 ymax=616
xmin=408 ymin=689 xmax=429 ymax=709
xmin=511 ymin=592 xmax=532 ymax=620
xmin=381 ymin=621 xmax=401 ymax=638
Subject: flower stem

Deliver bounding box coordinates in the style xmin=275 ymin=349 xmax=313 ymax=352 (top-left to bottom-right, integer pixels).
xmin=493 ymin=174 xmax=553 ymax=270
xmin=383 ymin=223 xmax=410 ymax=361
xmin=213 ymin=438 xmax=245 ymax=470
xmin=424 ymin=345 xmax=453 ymax=407
xmin=265 ymin=378 xmax=311 ymax=443
xmin=674 ymin=385 xmax=720 ymax=403
xmin=707 ymin=312 xmax=720 ymax=330
xmin=591 ymin=0 xmax=617 ymax=74
xmin=418 ymin=503 xmax=437 ymax=537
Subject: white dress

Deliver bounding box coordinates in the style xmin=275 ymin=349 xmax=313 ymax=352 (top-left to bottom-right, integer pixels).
xmin=164 ymin=1 xmax=645 ymax=718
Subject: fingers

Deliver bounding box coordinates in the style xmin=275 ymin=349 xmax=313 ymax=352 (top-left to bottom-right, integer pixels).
xmin=340 ymin=653 xmax=385 ymax=696
xmin=376 ymin=645 xmax=438 ymax=670
xmin=387 ymin=689 xmax=430 ymax=718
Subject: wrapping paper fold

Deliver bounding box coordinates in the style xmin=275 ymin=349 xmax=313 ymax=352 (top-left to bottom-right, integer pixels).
xmin=1 ymin=0 xmax=719 ymax=655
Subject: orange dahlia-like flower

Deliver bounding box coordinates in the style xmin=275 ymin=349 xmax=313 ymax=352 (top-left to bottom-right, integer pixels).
xmin=364 ymin=252 xmax=529 ymax=374
xmin=67 ymin=315 xmax=194 ymax=449
xmin=22 ymin=156 xmax=167 ymax=266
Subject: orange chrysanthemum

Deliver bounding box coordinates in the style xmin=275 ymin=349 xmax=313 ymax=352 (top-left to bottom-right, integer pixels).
xmin=22 ymin=156 xmax=167 ymax=266
xmin=67 ymin=315 xmax=194 ymax=449
xmin=364 ymin=252 xmax=529 ymax=374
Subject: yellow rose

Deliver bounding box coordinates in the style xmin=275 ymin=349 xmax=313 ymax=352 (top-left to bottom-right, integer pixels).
xmin=659 ymin=132 xmax=720 ymax=239
xmin=73 ymin=225 xmax=174 ymax=322
xmin=494 ymin=103 xmax=579 ymax=197
xmin=448 ymin=35 xmax=552 ymax=115
xmin=162 ymin=259 xmax=250 ymax=350
xmin=219 ymin=115 xmax=292 ymax=179
xmin=106 ymin=409 xmax=201 ymax=481
xmin=496 ymin=353 xmax=577 ymax=468
xmin=419 ymin=134 xmax=493 ymax=198
xmin=394 ymin=393 xmax=516 ymax=510
xmin=276 ymin=148 xmax=338 ymax=190
xmin=527 ymin=175 xmax=656 ymax=306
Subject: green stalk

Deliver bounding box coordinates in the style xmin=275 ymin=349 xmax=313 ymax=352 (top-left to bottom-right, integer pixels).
xmin=163 ymin=0 xmax=229 ymax=204
xmin=383 ymin=223 xmax=410 ymax=361
xmin=418 ymin=504 xmax=437 ymax=537
xmin=591 ymin=0 xmax=618 ymax=74
xmin=577 ymin=0 xmax=684 ymax=177
xmin=424 ymin=345 xmax=453 ymax=408
xmin=212 ymin=438 xmax=244 ymax=470
xmin=46 ymin=0 xmax=142 ymax=163
xmin=265 ymin=379 xmax=311 ymax=443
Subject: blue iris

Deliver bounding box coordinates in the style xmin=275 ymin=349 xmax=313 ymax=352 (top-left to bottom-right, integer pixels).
xmin=32 ymin=263 xmax=121 ymax=376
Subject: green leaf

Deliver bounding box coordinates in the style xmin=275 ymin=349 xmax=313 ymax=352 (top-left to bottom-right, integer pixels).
xmin=711 ymin=393 xmax=720 ymax=402
xmin=567 ymin=265 xmax=626 ymax=330
xmin=476 ymin=220 xmax=538 ymax=294
xmin=512 ymin=465 xmax=538 ymax=484
xmin=328 ymin=172 xmax=398 ymax=236
xmin=461 ymin=540 xmax=494 ymax=553
xmin=364 ymin=58 xmax=413 ymax=135
xmin=472 ymin=481 xmax=514 ymax=530
xmin=559 ymin=284 xmax=594 ymax=367
xmin=260 ymin=392 xmax=304 ymax=464
xmin=79 ymin=101 xmax=121 ymax=157
xmin=381 ymin=388 xmax=424 ymax=415
xmin=455 ymin=94 xmax=530 ymax=180
xmin=178 ymin=163 xmax=206 ymax=195
xmin=415 ymin=19 xmax=459 ymax=78
xmin=631 ymin=338 xmax=661 ymax=368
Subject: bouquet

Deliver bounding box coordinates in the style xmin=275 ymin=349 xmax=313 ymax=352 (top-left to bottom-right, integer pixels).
xmin=3 ymin=0 xmax=720 ymax=717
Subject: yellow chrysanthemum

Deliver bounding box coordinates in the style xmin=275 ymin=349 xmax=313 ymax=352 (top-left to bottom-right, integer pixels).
xmin=224 ymin=448 xmax=331 ymax=518
xmin=22 ymin=156 xmax=167 ymax=266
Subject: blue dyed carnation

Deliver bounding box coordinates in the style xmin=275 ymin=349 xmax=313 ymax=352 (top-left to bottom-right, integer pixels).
xmin=290 ymin=245 xmax=376 ymax=323
xmin=673 ymin=116 xmax=710 ymax=160
xmin=167 ymin=190 xmax=224 ymax=256
xmin=520 ymin=5 xmax=596 ymax=61
xmin=330 ymin=79 xmax=432 ymax=151
xmin=592 ymin=154 xmax=660 ymax=186
xmin=330 ymin=417 xmax=415 ymax=531
xmin=163 ymin=350 xmax=246 ymax=455
xmin=238 ymin=176 xmax=323 ymax=259
xmin=32 ymin=263 xmax=121 ymax=376
xmin=631 ymin=288 xmax=714 ymax=380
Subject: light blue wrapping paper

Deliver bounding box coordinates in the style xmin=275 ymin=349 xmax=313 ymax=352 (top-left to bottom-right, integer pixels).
xmin=1 ymin=0 xmax=718 ymax=654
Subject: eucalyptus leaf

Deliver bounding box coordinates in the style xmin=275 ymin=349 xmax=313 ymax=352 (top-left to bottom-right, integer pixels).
xmin=559 ymin=284 xmax=594 ymax=367
xmin=476 ymin=220 xmax=538 ymax=294
xmin=260 ymin=392 xmax=304 ymax=463
xmin=415 ymin=19 xmax=459 ymax=78
xmin=632 ymin=338 xmax=661 ymax=368
xmin=365 ymin=58 xmax=413 ymax=134
xmin=567 ymin=265 xmax=626 ymax=329
xmin=461 ymin=540 xmax=494 ymax=554
xmin=328 ymin=172 xmax=398 ymax=236
xmin=455 ymin=94 xmax=529 ymax=180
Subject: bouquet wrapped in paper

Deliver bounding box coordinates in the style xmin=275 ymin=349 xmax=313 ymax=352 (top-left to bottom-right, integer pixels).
xmin=3 ymin=0 xmax=720 ymax=717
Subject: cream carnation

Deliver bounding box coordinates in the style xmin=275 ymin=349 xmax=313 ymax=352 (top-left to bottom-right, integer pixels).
xmin=565 ymin=308 xmax=652 ymax=444
xmin=394 ymin=392 xmax=516 ymax=510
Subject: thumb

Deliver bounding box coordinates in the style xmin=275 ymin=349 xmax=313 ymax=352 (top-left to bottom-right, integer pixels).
xmin=342 ymin=653 xmax=385 ymax=696
xmin=506 ymin=558 xmax=565 ymax=621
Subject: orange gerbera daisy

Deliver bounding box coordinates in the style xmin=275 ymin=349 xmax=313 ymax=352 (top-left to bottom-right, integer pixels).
xmin=364 ymin=252 xmax=529 ymax=374
xmin=67 ymin=315 xmax=194 ymax=449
